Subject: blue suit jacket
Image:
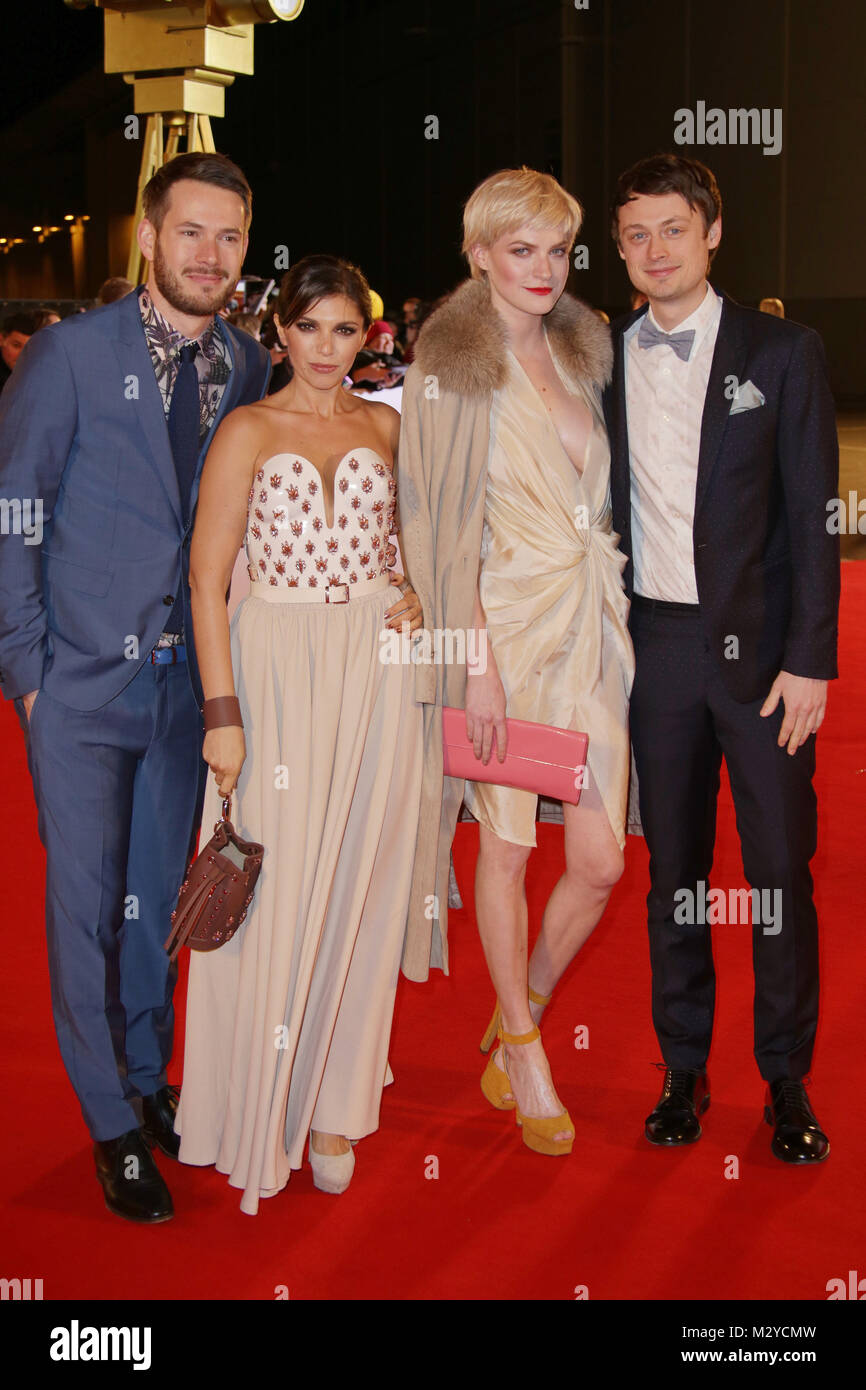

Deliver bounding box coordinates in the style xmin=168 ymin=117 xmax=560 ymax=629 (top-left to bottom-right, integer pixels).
xmin=0 ymin=290 xmax=271 ymax=710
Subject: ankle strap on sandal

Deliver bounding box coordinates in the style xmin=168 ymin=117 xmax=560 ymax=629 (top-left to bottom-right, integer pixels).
xmin=500 ymin=1025 xmax=541 ymax=1046
xmin=528 ymin=987 xmax=551 ymax=1006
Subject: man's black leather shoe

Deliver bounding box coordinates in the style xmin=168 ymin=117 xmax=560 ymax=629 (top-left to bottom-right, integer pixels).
xmin=645 ymin=1066 xmax=710 ymax=1145
xmin=94 ymin=1129 xmax=174 ymax=1223
xmin=141 ymin=1084 xmax=180 ymax=1159
xmin=764 ymin=1079 xmax=829 ymax=1163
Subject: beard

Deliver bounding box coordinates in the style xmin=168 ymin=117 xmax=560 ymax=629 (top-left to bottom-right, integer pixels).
xmin=152 ymin=238 xmax=236 ymax=318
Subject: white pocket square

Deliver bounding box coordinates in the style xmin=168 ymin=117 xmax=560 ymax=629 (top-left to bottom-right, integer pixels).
xmin=729 ymin=380 xmax=766 ymax=414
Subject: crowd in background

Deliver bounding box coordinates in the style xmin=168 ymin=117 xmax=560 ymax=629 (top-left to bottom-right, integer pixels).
xmin=0 ymin=278 xmax=787 ymax=401
xmin=0 ymin=278 xmax=446 ymax=399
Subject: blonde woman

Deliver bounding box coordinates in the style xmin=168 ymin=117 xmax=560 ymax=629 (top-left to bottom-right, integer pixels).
xmin=398 ymin=168 xmax=634 ymax=1155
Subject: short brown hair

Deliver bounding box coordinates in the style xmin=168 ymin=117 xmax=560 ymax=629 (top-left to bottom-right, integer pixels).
xmin=142 ymin=152 xmax=252 ymax=232
xmin=97 ymin=276 xmax=134 ymax=305
xmin=611 ymin=154 xmax=722 ymax=261
xmin=276 ymin=254 xmax=373 ymax=332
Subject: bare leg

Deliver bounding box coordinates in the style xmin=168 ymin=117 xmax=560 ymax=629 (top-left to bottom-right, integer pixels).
xmin=475 ymin=825 xmax=572 ymax=1141
xmin=529 ymin=775 xmax=624 ymax=1014
xmin=484 ymin=779 xmax=624 ymax=1117
xmin=475 ymin=826 xmax=533 ymax=1034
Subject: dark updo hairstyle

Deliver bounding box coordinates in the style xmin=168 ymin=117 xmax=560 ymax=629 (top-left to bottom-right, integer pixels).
xmin=276 ymin=254 xmax=373 ymax=334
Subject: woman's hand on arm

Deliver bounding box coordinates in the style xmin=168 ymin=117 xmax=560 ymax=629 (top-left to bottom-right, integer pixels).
xmin=386 ymin=574 xmax=423 ymax=632
xmin=464 ymin=585 xmax=507 ymax=764
xmin=382 ymin=407 xmax=423 ymax=633
xmin=189 ymin=408 xmax=260 ymax=797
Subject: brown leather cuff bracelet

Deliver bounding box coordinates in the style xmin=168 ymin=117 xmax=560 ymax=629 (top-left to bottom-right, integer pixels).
xmin=203 ymin=696 xmax=243 ymax=731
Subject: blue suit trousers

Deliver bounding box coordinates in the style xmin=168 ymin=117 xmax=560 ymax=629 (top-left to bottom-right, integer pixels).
xmin=19 ymin=659 xmax=206 ymax=1140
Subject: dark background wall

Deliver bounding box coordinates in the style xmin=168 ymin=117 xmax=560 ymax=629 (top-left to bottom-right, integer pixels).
xmin=0 ymin=0 xmax=862 ymax=400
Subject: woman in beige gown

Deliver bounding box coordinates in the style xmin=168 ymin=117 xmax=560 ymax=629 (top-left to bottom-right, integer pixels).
xmin=398 ymin=167 xmax=634 ymax=1156
xmin=174 ymin=255 xmax=423 ymax=1212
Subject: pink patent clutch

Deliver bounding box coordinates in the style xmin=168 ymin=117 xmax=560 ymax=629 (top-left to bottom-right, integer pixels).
xmin=441 ymin=706 xmax=589 ymax=805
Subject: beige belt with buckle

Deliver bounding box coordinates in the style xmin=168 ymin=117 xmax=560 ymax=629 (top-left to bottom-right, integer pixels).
xmin=249 ymin=572 xmax=392 ymax=604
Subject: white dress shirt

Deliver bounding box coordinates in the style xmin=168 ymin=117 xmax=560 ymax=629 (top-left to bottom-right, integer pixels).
xmin=624 ymin=282 xmax=723 ymax=602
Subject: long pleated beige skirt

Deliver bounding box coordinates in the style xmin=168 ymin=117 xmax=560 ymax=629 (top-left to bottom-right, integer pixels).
xmin=175 ymin=582 xmax=423 ymax=1214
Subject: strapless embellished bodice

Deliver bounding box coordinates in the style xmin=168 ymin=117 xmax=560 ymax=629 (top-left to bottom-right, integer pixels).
xmin=245 ymin=447 xmax=396 ymax=590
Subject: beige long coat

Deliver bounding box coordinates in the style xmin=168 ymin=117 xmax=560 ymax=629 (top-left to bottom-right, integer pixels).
xmin=396 ymin=277 xmax=613 ymax=982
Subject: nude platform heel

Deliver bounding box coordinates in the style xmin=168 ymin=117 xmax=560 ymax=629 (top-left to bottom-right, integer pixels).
xmin=308 ymin=1135 xmax=355 ymax=1194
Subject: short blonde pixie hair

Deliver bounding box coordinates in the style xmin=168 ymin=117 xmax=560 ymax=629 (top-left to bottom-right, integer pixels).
xmin=461 ymin=166 xmax=583 ymax=279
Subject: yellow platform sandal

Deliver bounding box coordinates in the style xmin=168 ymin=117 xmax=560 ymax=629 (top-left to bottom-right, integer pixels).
xmin=483 ymin=1021 xmax=575 ymax=1156
xmin=479 ymin=988 xmax=552 ymax=1113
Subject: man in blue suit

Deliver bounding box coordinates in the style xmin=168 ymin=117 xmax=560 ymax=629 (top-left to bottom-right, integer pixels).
xmin=0 ymin=151 xmax=271 ymax=1221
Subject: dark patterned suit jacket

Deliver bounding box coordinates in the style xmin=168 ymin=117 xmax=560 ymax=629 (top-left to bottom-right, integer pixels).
xmin=603 ymin=292 xmax=840 ymax=703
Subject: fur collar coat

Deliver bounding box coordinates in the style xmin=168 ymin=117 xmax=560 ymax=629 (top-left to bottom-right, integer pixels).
xmin=396 ymin=276 xmax=612 ymax=982
xmin=410 ymin=274 xmax=612 ymax=398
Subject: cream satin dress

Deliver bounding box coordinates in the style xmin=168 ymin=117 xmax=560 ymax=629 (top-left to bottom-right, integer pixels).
xmin=462 ymin=337 xmax=634 ymax=849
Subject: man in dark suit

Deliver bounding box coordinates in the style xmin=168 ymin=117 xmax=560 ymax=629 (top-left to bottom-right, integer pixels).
xmin=0 ymin=152 xmax=271 ymax=1219
xmin=603 ymin=154 xmax=839 ymax=1163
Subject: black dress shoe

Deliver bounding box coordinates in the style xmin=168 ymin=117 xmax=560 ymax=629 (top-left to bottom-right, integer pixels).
xmin=141 ymin=1084 xmax=180 ymax=1159
xmin=645 ymin=1066 xmax=710 ymax=1145
xmin=764 ymin=1079 xmax=829 ymax=1164
xmin=94 ymin=1129 xmax=174 ymax=1223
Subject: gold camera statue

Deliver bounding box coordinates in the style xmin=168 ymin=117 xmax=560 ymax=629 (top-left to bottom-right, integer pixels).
xmin=65 ymin=1 xmax=305 ymax=278
xmin=64 ymin=1 xmax=304 ymax=22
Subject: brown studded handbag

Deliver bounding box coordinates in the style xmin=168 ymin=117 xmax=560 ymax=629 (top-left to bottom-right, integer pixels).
xmin=164 ymin=796 xmax=264 ymax=961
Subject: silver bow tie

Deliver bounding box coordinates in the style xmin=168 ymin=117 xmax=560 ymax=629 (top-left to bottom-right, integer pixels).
xmin=637 ymin=316 xmax=695 ymax=362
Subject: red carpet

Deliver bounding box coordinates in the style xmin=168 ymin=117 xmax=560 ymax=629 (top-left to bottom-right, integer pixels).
xmin=2 ymin=567 xmax=864 ymax=1302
